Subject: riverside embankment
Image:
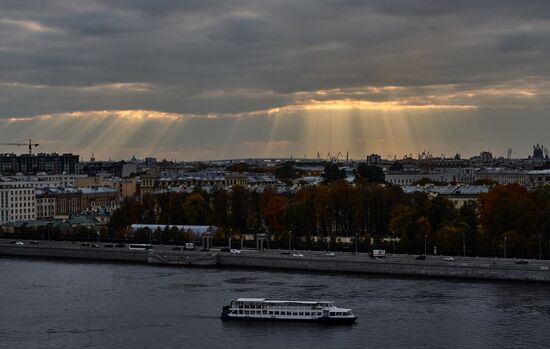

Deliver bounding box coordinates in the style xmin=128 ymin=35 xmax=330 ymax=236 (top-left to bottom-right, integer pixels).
xmin=2 ymin=239 xmax=550 ymax=282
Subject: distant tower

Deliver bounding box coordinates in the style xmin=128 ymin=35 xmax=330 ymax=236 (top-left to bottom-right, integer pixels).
xmin=533 ymin=144 xmax=544 ymax=160
xmin=90 ymin=153 xmax=95 ymax=162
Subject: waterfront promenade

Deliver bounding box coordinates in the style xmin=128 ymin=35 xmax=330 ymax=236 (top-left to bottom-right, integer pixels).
xmin=1 ymin=238 xmax=550 ymax=282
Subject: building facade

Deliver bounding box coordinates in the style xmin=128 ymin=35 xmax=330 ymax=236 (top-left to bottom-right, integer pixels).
xmin=0 ymin=153 xmax=80 ymax=175
xmin=0 ymin=181 xmax=36 ymax=224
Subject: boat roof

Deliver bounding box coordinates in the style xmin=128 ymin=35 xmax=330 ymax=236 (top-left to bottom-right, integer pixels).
xmin=235 ymin=298 xmax=333 ymax=304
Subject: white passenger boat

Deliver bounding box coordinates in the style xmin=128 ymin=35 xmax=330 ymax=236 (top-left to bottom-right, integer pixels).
xmin=221 ymin=298 xmax=358 ymax=324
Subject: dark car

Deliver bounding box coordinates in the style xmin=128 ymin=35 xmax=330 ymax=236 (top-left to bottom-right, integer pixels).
xmin=9 ymin=240 xmax=18 ymax=244
xmin=280 ymin=251 xmax=291 ymax=255
xmin=115 ymin=243 xmax=125 ymax=248
xmin=415 ymin=255 xmax=426 ymax=260
xmin=104 ymin=244 xmax=113 ymax=248
xmin=220 ymin=247 xmax=231 ymax=252
xmin=91 ymin=244 xmax=99 ymax=248
xmin=81 ymin=242 xmax=90 ymax=247
xmin=30 ymin=241 xmax=39 ymax=245
xmin=172 ymin=247 xmax=182 ymax=251
xmin=515 ymin=260 xmax=528 ymax=265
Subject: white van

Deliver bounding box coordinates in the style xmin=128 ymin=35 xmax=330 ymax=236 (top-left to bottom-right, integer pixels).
xmin=185 ymin=243 xmax=195 ymax=250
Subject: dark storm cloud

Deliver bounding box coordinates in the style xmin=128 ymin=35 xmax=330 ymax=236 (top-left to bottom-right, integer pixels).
xmin=1 ymin=0 xmax=550 ymax=117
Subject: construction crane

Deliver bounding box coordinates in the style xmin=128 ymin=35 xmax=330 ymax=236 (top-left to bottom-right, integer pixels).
xmin=0 ymin=139 xmax=39 ymax=155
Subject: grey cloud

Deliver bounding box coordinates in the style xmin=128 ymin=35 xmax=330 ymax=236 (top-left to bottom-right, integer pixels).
xmin=0 ymin=0 xmax=550 ymax=117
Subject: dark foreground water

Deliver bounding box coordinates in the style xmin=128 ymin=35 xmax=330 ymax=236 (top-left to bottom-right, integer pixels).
xmin=1 ymin=258 xmax=550 ymax=349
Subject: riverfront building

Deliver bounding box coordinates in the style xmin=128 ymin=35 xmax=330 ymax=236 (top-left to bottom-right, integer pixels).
xmin=36 ymin=186 xmax=119 ymax=216
xmin=0 ymin=180 xmax=36 ymax=224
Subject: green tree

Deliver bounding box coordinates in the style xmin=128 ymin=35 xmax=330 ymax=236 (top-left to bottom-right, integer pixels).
xmin=274 ymin=162 xmax=299 ymax=184
xmin=355 ymin=164 xmax=385 ymax=183
xmin=322 ymin=163 xmax=346 ymax=183
xmin=285 ymin=201 xmax=315 ymax=245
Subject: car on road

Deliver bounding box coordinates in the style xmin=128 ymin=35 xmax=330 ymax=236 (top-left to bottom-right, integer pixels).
xmin=81 ymin=242 xmax=90 ymax=247
xmin=515 ymin=260 xmax=528 ymax=265
xmin=220 ymin=247 xmax=231 ymax=252
xmin=9 ymin=240 xmax=18 ymax=244
xmin=415 ymin=255 xmax=426 ymax=260
xmin=30 ymin=241 xmax=39 ymax=245
xmin=230 ymin=249 xmax=241 ymax=254
xmin=280 ymin=251 xmax=291 ymax=255
xmin=292 ymin=253 xmax=304 ymax=257
xmin=443 ymin=257 xmax=455 ymax=261
xmin=115 ymin=243 xmax=125 ymax=248
xmin=91 ymin=244 xmax=100 ymax=248
xmin=185 ymin=243 xmax=195 ymax=250
xmin=15 ymin=241 xmax=24 ymax=246
xmin=324 ymin=252 xmax=336 ymax=257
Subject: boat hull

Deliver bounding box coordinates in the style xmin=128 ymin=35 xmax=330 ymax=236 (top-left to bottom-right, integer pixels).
xmin=221 ymin=313 xmax=357 ymax=324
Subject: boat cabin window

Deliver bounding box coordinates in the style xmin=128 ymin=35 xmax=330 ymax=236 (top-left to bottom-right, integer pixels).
xmin=329 ymin=312 xmax=335 ymax=316
xmin=299 ymin=312 xmax=304 ymax=316
xmin=262 ymin=310 xmax=267 ymax=315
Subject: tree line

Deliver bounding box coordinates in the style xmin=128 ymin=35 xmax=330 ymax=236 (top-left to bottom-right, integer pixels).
xmin=107 ymin=179 xmax=550 ymax=258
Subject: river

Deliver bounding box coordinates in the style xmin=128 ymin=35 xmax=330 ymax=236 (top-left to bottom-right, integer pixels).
xmin=1 ymin=257 xmax=549 ymax=348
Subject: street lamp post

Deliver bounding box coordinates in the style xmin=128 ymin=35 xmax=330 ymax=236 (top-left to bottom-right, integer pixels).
xmin=504 ymin=235 xmax=507 ymax=259
xmin=288 ymin=230 xmax=292 ymax=251
xmin=355 ymin=233 xmax=358 ymax=255
xmin=462 ymin=232 xmax=466 ymax=257
xmin=424 ymin=234 xmax=427 ymax=256
xmin=539 ymin=233 xmax=542 ymax=260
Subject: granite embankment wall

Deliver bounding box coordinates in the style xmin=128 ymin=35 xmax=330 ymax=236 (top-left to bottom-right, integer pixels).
xmin=3 ymin=242 xmax=550 ymax=282
xmin=0 ymin=244 xmax=148 ymax=263
xmin=218 ymin=254 xmax=550 ymax=282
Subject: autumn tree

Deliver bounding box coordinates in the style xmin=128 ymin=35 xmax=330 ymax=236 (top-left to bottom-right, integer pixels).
xmin=262 ymin=195 xmax=288 ymax=235
xmin=182 ymin=192 xmax=212 ymax=225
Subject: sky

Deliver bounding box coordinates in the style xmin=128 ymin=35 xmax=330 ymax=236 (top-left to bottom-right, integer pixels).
xmin=1 ymin=0 xmax=550 ymax=161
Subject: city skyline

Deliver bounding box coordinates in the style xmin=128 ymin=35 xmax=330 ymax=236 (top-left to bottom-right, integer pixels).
xmin=2 ymin=1 xmax=550 ymax=160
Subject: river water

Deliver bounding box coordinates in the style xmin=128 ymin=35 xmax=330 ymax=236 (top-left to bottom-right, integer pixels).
xmin=1 ymin=258 xmax=550 ymax=349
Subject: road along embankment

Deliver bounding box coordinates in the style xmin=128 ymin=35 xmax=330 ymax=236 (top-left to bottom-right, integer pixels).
xmin=0 ymin=243 xmax=148 ymax=263
xmin=218 ymin=253 xmax=550 ymax=282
